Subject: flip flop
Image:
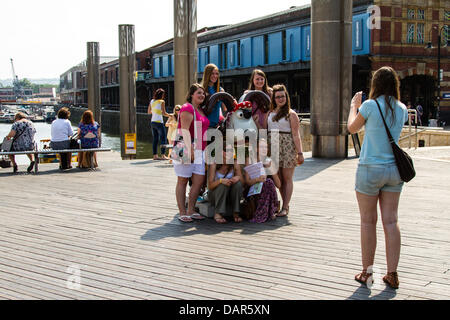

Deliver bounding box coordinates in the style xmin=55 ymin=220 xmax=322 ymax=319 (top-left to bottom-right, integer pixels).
xmin=191 ymin=213 xmax=205 ymax=220
xmin=178 ymin=214 xmax=193 ymax=223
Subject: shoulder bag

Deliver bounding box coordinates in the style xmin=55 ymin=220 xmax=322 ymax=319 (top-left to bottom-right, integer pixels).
xmin=1 ymin=126 xmax=26 ymax=152
xmin=170 ymin=105 xmax=198 ymax=164
xmin=375 ymin=99 xmax=415 ymax=182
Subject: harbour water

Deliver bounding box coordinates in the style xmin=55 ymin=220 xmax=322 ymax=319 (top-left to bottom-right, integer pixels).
xmin=0 ymin=122 xmax=156 ymax=165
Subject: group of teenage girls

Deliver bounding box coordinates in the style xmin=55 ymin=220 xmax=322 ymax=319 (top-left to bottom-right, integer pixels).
xmin=149 ymin=64 xmax=407 ymax=290
xmin=148 ymin=64 xmax=304 ymax=224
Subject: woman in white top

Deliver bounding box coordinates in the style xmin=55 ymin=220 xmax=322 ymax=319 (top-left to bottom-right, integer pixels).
xmin=264 ymin=84 xmax=304 ymax=217
xmin=148 ymin=88 xmax=170 ymax=160
xmin=50 ymin=107 xmax=74 ymax=170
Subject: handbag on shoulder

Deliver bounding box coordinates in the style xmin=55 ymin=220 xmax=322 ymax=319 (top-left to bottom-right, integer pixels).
xmin=375 ymin=100 xmax=415 ymax=182
xmin=170 ymin=105 xmax=197 ymax=164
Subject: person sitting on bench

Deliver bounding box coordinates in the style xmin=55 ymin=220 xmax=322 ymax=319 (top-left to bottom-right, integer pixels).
xmin=77 ymin=110 xmax=101 ymax=169
xmin=50 ymin=107 xmax=74 ymax=170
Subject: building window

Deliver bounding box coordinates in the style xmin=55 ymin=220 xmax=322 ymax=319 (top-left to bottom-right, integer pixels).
xmin=407 ymin=23 xmax=415 ymax=43
xmin=407 ymin=9 xmax=415 ymax=20
xmin=417 ymin=9 xmax=425 ymax=20
xmin=417 ymin=23 xmax=424 ymax=44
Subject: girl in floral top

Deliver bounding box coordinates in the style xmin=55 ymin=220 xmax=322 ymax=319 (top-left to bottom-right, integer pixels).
xmin=77 ymin=110 xmax=101 ymax=168
xmin=5 ymin=112 xmax=36 ymax=173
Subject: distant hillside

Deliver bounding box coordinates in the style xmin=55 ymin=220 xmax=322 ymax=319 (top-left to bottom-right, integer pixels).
xmin=0 ymin=78 xmax=59 ymax=87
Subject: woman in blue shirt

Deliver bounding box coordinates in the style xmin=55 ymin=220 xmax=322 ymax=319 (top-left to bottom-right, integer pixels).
xmin=348 ymin=66 xmax=408 ymax=290
xmin=201 ymin=64 xmax=227 ymax=128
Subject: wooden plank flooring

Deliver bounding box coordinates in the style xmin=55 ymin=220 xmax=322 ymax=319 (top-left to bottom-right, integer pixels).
xmin=0 ymin=148 xmax=449 ymax=300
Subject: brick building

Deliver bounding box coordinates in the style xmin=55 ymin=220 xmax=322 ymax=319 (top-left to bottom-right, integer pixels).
xmin=371 ymin=0 xmax=450 ymax=124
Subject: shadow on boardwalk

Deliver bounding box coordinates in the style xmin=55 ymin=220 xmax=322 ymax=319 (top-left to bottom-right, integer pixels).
xmin=140 ymin=215 xmax=290 ymax=241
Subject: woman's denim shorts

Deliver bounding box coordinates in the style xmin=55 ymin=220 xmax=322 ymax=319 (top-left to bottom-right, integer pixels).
xmin=355 ymin=163 xmax=403 ymax=196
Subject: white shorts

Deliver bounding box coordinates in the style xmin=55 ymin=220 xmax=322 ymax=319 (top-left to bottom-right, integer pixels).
xmin=173 ymin=150 xmax=206 ymax=177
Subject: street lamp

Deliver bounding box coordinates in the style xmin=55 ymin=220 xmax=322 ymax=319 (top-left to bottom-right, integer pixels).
xmin=426 ymin=26 xmax=450 ymax=126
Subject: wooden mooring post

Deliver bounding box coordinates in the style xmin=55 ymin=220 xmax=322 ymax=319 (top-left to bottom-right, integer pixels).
xmin=174 ymin=0 xmax=198 ymax=105
xmin=118 ymin=24 xmax=137 ymax=160
xmin=87 ymin=42 xmax=102 ymax=145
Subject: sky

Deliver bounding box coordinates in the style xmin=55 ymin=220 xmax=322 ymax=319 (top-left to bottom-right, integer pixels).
xmin=0 ymin=0 xmax=311 ymax=81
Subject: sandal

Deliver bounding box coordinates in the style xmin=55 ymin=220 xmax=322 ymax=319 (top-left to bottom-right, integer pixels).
xmin=178 ymin=214 xmax=193 ymax=223
xmin=27 ymin=161 xmax=35 ymax=173
xmin=191 ymin=213 xmax=205 ymax=220
xmin=277 ymin=206 xmax=289 ymax=217
xmin=214 ymin=213 xmax=227 ymax=224
xmin=383 ymin=272 xmax=399 ymax=289
xmin=233 ymin=213 xmax=243 ymax=223
xmin=355 ymin=270 xmax=373 ymax=286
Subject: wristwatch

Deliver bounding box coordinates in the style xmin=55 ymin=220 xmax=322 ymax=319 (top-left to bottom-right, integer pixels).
xmin=297 ymin=152 xmax=303 ymax=156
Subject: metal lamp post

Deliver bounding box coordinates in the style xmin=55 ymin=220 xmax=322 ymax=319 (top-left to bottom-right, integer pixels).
xmin=426 ymin=26 xmax=449 ymax=125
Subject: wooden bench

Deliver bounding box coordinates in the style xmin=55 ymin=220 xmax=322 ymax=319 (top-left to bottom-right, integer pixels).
xmin=0 ymin=147 xmax=111 ymax=173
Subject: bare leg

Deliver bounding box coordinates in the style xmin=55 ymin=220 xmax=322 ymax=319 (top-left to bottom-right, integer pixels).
xmin=176 ymin=177 xmax=189 ymax=215
xmin=379 ymin=191 xmax=401 ymax=273
xmin=356 ymin=191 xmax=379 ymax=270
xmin=9 ymin=155 xmax=16 ymax=171
xmin=187 ymin=173 xmax=205 ymax=214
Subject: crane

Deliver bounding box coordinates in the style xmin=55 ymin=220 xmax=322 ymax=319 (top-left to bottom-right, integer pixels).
xmin=10 ymin=58 xmax=23 ymax=100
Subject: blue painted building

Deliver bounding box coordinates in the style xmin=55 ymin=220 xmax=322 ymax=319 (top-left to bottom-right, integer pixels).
xmin=147 ymin=0 xmax=372 ymax=112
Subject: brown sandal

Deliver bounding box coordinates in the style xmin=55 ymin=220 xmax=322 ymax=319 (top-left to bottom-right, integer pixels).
xmin=355 ymin=270 xmax=373 ymax=286
xmin=277 ymin=206 xmax=289 ymax=217
xmin=383 ymin=272 xmax=399 ymax=289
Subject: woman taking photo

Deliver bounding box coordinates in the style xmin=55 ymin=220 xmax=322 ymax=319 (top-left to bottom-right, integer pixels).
xmin=348 ymin=67 xmax=408 ymax=289
xmin=148 ymin=88 xmax=170 ymax=160
xmin=174 ymin=84 xmax=210 ymax=222
xmin=50 ymin=107 xmax=74 ymax=170
xmin=4 ymin=112 xmax=36 ymax=173
xmin=265 ymin=84 xmax=304 ymax=217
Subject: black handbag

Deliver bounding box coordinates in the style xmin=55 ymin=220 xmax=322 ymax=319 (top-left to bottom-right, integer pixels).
xmin=375 ymin=100 xmax=415 ymax=182
xmin=69 ymin=134 xmax=80 ymax=149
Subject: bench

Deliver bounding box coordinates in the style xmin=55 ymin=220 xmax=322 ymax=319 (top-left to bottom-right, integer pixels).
xmin=0 ymin=147 xmax=112 ymax=173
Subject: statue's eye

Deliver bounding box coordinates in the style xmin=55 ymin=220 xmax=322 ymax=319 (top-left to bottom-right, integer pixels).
xmin=237 ymin=111 xmax=244 ymax=118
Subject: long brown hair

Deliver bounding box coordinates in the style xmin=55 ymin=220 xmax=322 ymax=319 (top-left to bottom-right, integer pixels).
xmin=186 ymin=83 xmax=206 ymax=105
xmin=270 ymin=84 xmax=291 ymax=122
xmin=201 ymin=64 xmax=220 ymax=93
xmin=248 ymin=69 xmax=270 ymax=95
xmin=369 ymin=66 xmax=401 ymax=124
xmin=81 ymin=110 xmax=94 ymax=125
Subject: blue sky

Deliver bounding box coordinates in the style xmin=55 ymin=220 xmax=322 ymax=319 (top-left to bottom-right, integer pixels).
xmin=0 ymin=0 xmax=310 ymax=80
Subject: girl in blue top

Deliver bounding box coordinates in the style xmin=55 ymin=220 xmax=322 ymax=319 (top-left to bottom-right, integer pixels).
xmin=348 ymin=66 xmax=408 ymax=290
xmin=201 ymin=64 xmax=227 ymax=128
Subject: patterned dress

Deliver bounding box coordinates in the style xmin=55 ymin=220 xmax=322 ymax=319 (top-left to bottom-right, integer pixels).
xmin=79 ymin=122 xmax=100 ymax=148
xmin=249 ymin=177 xmax=278 ymax=223
xmin=11 ymin=120 xmax=36 ymax=151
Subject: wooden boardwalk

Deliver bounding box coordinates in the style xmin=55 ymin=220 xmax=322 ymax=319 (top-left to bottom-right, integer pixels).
xmin=0 ymin=147 xmax=449 ymax=300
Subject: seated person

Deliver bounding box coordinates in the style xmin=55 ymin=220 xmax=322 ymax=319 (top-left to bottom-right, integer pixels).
xmin=207 ymin=143 xmax=244 ymax=224
xmin=77 ymin=110 xmax=101 ymax=169
xmin=50 ymin=107 xmax=74 ymax=170
xmin=243 ymin=138 xmax=281 ymax=223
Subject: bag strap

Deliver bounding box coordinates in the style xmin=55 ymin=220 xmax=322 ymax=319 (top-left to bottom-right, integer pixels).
xmin=374 ymin=99 xmax=395 ymax=144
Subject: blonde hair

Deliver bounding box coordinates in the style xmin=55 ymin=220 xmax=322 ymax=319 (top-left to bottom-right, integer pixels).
xmin=201 ymin=63 xmax=220 ymax=93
